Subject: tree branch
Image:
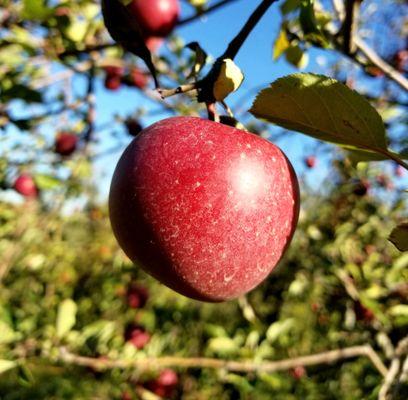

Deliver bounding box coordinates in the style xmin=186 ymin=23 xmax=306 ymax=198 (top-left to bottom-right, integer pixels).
xmin=378 ymin=336 xmax=408 ymax=400
xmin=54 ymin=345 xmax=387 ymax=377
xmin=222 ymin=0 xmax=277 ymax=60
xmin=178 ymin=0 xmax=240 ymax=26
xmin=341 ymin=0 xmax=361 ymax=55
xmin=352 ymin=36 xmax=408 ymax=92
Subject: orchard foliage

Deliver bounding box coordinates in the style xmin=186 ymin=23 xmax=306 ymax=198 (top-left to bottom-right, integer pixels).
xmin=0 ymin=0 xmax=408 ymax=399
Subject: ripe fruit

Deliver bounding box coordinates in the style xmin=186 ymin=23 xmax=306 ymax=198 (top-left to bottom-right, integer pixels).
xmin=304 ymin=155 xmax=316 ymax=169
xmin=109 ymin=116 xmax=299 ymax=302
xmin=130 ymin=68 xmax=149 ymax=89
xmin=145 ymin=369 xmax=179 ymax=398
xmin=129 ymin=0 xmax=180 ymax=38
xmin=55 ymin=132 xmax=78 ymax=156
xmin=290 ymin=366 xmax=306 ymax=380
xmin=145 ymin=36 xmax=164 ymax=52
xmin=394 ymin=50 xmax=408 ymax=72
xmin=395 ymin=165 xmax=405 ymax=177
xmin=125 ymin=325 xmax=150 ymax=349
xmin=104 ymin=66 xmax=124 ymax=91
xmin=126 ymin=283 xmax=149 ymax=308
xmin=13 ymin=174 xmax=38 ymax=198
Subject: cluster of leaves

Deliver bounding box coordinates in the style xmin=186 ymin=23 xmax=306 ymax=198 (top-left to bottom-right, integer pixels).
xmin=0 ymin=165 xmax=407 ymax=399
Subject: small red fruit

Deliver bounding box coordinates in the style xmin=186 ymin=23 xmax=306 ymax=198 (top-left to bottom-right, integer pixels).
xmin=125 ymin=325 xmax=150 ymax=349
xmin=290 ymin=366 xmax=306 ymax=380
xmin=395 ymin=165 xmax=404 ymax=178
xmin=304 ymin=155 xmax=316 ymax=169
xmin=127 ymin=283 xmax=149 ymax=308
xmin=354 ymin=301 xmax=375 ymax=323
xmin=55 ymin=132 xmax=78 ymax=156
xmin=104 ymin=66 xmax=124 ymax=91
xmin=145 ymin=369 xmax=178 ymax=398
xmin=109 ymin=116 xmax=299 ymax=302
xmin=13 ymin=174 xmax=38 ymax=198
xmin=121 ymin=392 xmax=132 ymax=400
xmin=128 ymin=0 xmax=180 ymax=38
xmin=365 ymin=66 xmax=384 ymax=78
xmin=146 ymin=36 xmax=164 ymax=52
xmin=130 ymin=68 xmax=149 ymax=89
xmin=394 ymin=50 xmax=408 ymax=72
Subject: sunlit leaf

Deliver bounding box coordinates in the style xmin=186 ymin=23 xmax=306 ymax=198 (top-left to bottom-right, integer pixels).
xmin=0 ymin=360 xmax=17 ymax=375
xmin=56 ymin=299 xmax=77 ymax=338
xmin=250 ymin=74 xmax=398 ymax=161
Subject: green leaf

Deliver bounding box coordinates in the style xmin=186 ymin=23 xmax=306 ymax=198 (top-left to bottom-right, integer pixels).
xmin=389 ymin=222 xmax=408 ymax=252
xmin=207 ymin=337 xmax=238 ymax=356
xmin=280 ymin=0 xmax=301 ymax=15
xmin=56 ymin=299 xmax=77 ymax=338
xmin=299 ymin=0 xmax=320 ymax=35
xmin=0 ymin=321 xmax=18 ymax=345
xmin=186 ymin=42 xmax=208 ymax=79
xmin=0 ymin=360 xmax=17 ymax=375
xmin=285 ymin=45 xmax=309 ymax=69
xmin=22 ymin=0 xmax=52 ymax=20
xmin=34 ymin=174 xmax=62 ymax=190
xmin=250 ymin=73 xmax=393 ymax=158
xmin=273 ymin=30 xmax=290 ymax=60
xmin=266 ymin=319 xmax=295 ymax=343
xmin=346 ymin=148 xmax=408 ymax=164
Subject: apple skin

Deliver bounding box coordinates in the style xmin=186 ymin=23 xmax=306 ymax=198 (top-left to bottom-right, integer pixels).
xmin=13 ymin=174 xmax=38 ymax=198
xmin=128 ymin=0 xmax=180 ymax=38
xmin=55 ymin=132 xmax=78 ymax=156
xmin=109 ymin=116 xmax=300 ymax=302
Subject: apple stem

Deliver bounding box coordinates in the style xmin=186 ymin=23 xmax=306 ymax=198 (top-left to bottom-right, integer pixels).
xmin=206 ymin=102 xmax=219 ymax=122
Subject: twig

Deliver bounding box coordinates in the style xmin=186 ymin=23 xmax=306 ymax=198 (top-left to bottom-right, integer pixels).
xmin=83 ymin=59 xmax=97 ymax=143
xmin=158 ymin=83 xmax=198 ymax=99
xmin=353 ymin=36 xmax=408 ymax=92
xmin=341 ymin=0 xmax=361 ymax=55
xmin=178 ymin=0 xmax=239 ymax=26
xmin=378 ymin=336 xmax=408 ymax=400
xmin=222 ymin=0 xmax=277 ymax=60
xmin=55 ymin=345 xmax=387 ymax=377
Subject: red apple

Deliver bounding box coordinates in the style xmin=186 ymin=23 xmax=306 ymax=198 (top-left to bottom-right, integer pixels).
xmin=395 ymin=165 xmax=404 ymax=178
xmin=304 ymin=155 xmax=316 ymax=169
xmin=109 ymin=116 xmax=300 ymax=302
xmin=125 ymin=325 xmax=151 ymax=349
xmin=290 ymin=366 xmax=306 ymax=380
xmin=394 ymin=50 xmax=408 ymax=72
xmin=127 ymin=283 xmax=149 ymax=308
xmin=13 ymin=174 xmax=38 ymax=198
xmin=145 ymin=369 xmax=178 ymax=398
xmin=104 ymin=66 xmax=124 ymax=91
xmin=130 ymin=68 xmax=149 ymax=89
xmin=128 ymin=0 xmax=180 ymax=38
xmin=55 ymin=132 xmax=78 ymax=156
xmin=125 ymin=118 xmax=143 ymax=137
xmin=145 ymin=36 xmax=164 ymax=52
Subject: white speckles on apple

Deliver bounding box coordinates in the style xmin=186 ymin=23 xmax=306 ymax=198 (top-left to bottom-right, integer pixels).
xmin=109 ymin=116 xmax=299 ymax=302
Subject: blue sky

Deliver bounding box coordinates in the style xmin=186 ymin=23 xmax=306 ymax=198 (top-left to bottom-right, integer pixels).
xmin=92 ymin=0 xmax=335 ymax=198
